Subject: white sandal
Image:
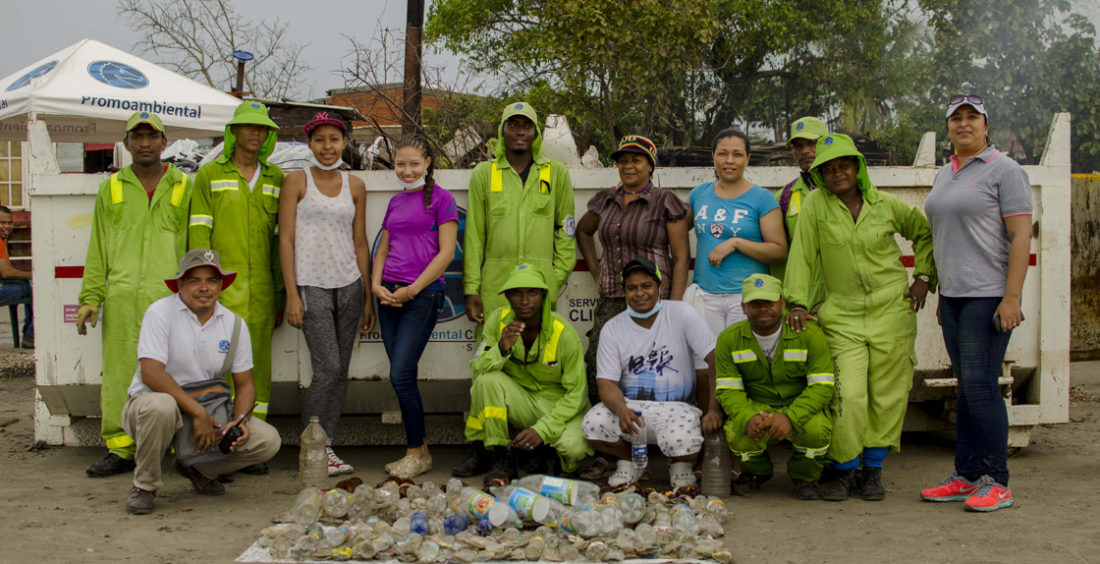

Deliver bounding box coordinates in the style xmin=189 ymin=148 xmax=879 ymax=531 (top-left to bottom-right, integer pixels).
xmin=608 ymin=459 xmax=646 ymax=487
xmin=669 ymin=461 xmax=696 ymax=488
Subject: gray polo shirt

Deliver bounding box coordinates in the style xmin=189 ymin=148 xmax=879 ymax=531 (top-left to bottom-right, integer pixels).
xmin=924 ymin=146 xmax=1032 ymax=297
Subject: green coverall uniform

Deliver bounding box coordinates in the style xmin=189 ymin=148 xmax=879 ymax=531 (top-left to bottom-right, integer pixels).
xmin=716 ymin=319 xmax=835 ymax=481
xmin=770 ymin=173 xmax=827 ymax=309
xmin=189 ymin=101 xmax=284 ymax=419
xmin=783 ymin=133 xmax=935 ymax=465
xmin=463 ymin=102 xmax=576 ymax=317
xmin=466 ymin=264 xmax=592 ymax=471
xmin=79 ymin=165 xmax=192 ymax=457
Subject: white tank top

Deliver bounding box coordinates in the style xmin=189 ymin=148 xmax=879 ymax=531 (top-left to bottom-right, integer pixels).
xmin=294 ymin=168 xmax=361 ymax=289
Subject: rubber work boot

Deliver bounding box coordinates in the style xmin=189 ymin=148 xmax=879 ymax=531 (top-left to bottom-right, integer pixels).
xmin=793 ymin=479 xmax=822 ymax=501
xmin=86 ymin=452 xmax=136 ymax=477
xmin=731 ymin=473 xmax=767 ymax=497
xmin=126 ymin=487 xmax=156 ymax=515
xmin=861 ymin=467 xmax=886 ymax=501
xmin=451 ymin=442 xmax=493 ymax=477
xmin=482 ymin=447 xmax=518 ymax=487
xmin=821 ymin=469 xmax=858 ymax=501
xmin=175 ymin=460 xmax=226 ymax=495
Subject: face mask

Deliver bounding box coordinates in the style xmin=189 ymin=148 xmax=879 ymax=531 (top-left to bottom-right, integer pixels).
xmin=627 ymin=299 xmax=662 ymax=319
xmin=396 ymin=173 xmax=427 ymax=192
xmin=310 ymin=154 xmax=344 ymax=171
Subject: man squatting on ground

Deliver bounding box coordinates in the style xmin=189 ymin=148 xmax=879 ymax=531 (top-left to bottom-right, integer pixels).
xmin=716 ymin=273 xmax=836 ymax=500
xmin=123 ymin=249 xmax=280 ymax=515
xmin=583 ymin=257 xmax=722 ymax=489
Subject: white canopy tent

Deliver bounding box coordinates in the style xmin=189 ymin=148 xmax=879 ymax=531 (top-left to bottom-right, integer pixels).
xmin=0 ymin=38 xmax=243 ymax=142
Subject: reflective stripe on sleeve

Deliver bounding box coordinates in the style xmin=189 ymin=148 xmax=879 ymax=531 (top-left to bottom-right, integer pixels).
xmin=261 ymin=184 xmax=280 ymax=199
xmin=730 ymin=350 xmax=756 ymax=363
xmin=189 ymin=214 xmax=214 ymax=228
xmin=807 ymin=373 xmax=836 ymax=386
xmin=715 ymin=377 xmax=744 ymax=390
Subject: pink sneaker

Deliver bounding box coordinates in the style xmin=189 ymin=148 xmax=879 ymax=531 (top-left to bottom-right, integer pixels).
xmin=964 ymin=476 xmax=1013 ymax=512
xmin=921 ymin=473 xmax=979 ymax=502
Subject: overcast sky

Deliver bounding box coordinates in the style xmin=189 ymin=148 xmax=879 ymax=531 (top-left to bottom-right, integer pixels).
xmin=0 ymin=0 xmax=464 ymax=100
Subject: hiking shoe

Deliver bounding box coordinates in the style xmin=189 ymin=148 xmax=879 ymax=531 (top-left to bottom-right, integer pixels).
xmin=126 ymin=487 xmax=156 ymax=515
xmin=175 ymin=460 xmax=225 ymax=495
xmin=239 ymin=462 xmax=269 ymax=475
xmin=964 ymin=476 xmax=1013 ymax=512
xmin=793 ymin=479 xmax=821 ymax=501
xmin=20 ymin=334 xmax=34 ymax=349
xmin=731 ymin=473 xmax=767 ymax=497
xmin=482 ymin=448 xmax=518 ymax=486
xmin=921 ymin=473 xmax=980 ymax=502
xmin=452 ymin=442 xmax=492 ymax=477
xmin=821 ymin=469 xmax=858 ymax=501
xmin=327 ymin=447 xmax=354 ymax=476
xmin=861 ymin=467 xmax=885 ymax=501
xmin=86 ymin=452 xmax=135 ymax=477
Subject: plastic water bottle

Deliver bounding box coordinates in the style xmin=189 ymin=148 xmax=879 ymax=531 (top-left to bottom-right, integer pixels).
xmin=618 ymin=492 xmax=646 ymax=524
xmin=525 ymin=534 xmax=547 ymax=560
xmin=410 ymin=511 xmax=429 ymax=536
xmin=557 ymin=508 xmax=601 ymax=537
xmin=299 ymin=416 xmax=328 ymax=488
xmin=451 ymin=487 xmax=510 ymax=526
xmin=322 ymin=488 xmax=351 ymax=518
xmin=443 ymin=513 xmax=471 ymax=535
xmin=288 ymin=487 xmax=324 ymax=526
xmin=630 ymin=410 xmax=648 ymax=469
xmin=516 ymin=474 xmax=600 ymax=507
xmin=491 ymin=485 xmax=554 ymax=524
xmin=417 ymin=540 xmax=441 ymax=563
xmin=701 ymin=433 xmax=731 ymax=497
xmin=669 ymin=504 xmax=699 ymax=535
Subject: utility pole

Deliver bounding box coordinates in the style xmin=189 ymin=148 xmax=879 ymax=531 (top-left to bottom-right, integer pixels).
xmin=402 ymin=0 xmax=425 ymax=135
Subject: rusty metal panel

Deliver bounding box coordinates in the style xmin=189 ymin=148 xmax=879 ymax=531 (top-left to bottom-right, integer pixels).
xmin=1071 ymin=174 xmax=1100 ymax=358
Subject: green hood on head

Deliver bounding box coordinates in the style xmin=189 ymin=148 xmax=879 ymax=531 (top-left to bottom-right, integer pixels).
xmin=219 ymin=101 xmax=280 ymax=165
xmin=498 ymin=263 xmax=554 ymax=342
xmin=809 ymin=133 xmax=874 ymax=198
xmin=491 ymin=101 xmax=544 ymax=161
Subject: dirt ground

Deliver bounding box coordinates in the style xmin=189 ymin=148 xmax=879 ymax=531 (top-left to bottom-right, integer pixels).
xmin=1 ymin=357 xmax=1098 ymax=564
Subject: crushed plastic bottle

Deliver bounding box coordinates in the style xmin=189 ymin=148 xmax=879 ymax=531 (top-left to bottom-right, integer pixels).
xmin=585 ymin=540 xmax=610 ymax=561
xmin=299 ymin=416 xmax=328 ymax=488
xmin=288 ymin=487 xmax=324 ymax=526
xmin=706 ymin=497 xmax=729 ymax=518
xmin=669 ymin=504 xmax=699 ymax=536
xmin=398 ymin=533 xmax=424 ymax=555
xmin=619 ymin=492 xmax=646 ymax=524
xmin=444 ymin=513 xmax=471 ymax=535
xmin=417 ymin=540 xmax=441 ymax=563
xmin=516 ymin=474 xmax=600 ymax=507
xmin=525 ymin=534 xmax=547 ymax=560
xmin=557 ymin=508 xmax=601 ymax=538
xmin=410 ymin=511 xmax=429 ymax=536
xmin=630 ymin=410 xmax=648 ymax=469
xmin=322 ymin=488 xmax=352 ymax=519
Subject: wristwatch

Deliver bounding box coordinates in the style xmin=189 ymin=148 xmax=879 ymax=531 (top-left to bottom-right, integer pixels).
xmin=914 ymin=274 xmax=931 ymax=283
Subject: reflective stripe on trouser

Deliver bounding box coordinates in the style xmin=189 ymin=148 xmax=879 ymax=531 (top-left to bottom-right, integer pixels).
xmin=463 ymin=371 xmax=591 ymax=472
xmin=724 ymin=408 xmax=832 ymax=482
xmin=819 ymin=292 xmax=916 ymax=464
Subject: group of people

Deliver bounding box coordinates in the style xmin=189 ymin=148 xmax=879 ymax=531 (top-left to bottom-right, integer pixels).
xmin=73 ymin=94 xmax=1028 ymax=517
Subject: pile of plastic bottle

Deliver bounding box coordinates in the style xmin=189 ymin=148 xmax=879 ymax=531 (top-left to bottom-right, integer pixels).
xmin=256 ymin=475 xmax=731 ymax=562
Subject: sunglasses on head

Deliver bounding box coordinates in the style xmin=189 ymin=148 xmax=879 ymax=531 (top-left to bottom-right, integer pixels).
xmin=949 ymin=94 xmax=984 ymax=106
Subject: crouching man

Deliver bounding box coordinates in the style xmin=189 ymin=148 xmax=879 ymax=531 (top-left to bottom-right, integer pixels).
xmin=122 ymin=249 xmax=281 ymax=515
xmin=716 ymin=273 xmax=835 ymax=499
xmin=453 ymin=264 xmax=591 ymax=485
xmin=582 ymin=257 xmax=722 ymax=490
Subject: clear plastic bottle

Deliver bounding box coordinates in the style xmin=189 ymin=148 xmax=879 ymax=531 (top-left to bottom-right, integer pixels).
xmin=444 ymin=513 xmax=471 ymax=535
xmin=451 ymin=487 xmax=511 ymax=527
xmin=619 ymin=492 xmax=646 ymax=524
xmin=491 ymin=485 xmax=553 ymax=524
xmin=323 ymin=488 xmax=351 ymax=519
xmin=417 ymin=540 xmax=441 ymax=563
xmin=525 ymin=534 xmax=547 ymax=560
xmin=557 ymin=508 xmax=601 ymax=538
xmin=516 ymin=474 xmax=600 ymax=507
xmin=299 ymin=416 xmax=328 ymax=488
xmin=669 ymin=504 xmax=699 ymax=536
xmin=701 ymin=433 xmax=731 ymax=497
xmin=585 ymin=540 xmax=610 ymax=561
xmin=398 ymin=533 xmax=424 ymax=555
xmin=288 ymin=487 xmax=324 ymax=526
xmin=630 ymin=410 xmax=648 ymax=469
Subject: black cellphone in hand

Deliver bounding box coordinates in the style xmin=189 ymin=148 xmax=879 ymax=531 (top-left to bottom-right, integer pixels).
xmin=992 ymin=311 xmax=1025 ymax=333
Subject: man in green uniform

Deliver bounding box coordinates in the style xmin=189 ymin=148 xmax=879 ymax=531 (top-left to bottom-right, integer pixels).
xmin=784 ymin=133 xmax=934 ymax=501
xmin=716 ymin=273 xmax=835 ymax=500
xmin=78 ymin=111 xmax=192 ymax=477
xmin=771 ymin=116 xmax=827 ymax=310
xmin=463 ymin=102 xmax=575 ymax=324
xmin=189 ymin=101 xmax=284 ymax=440
xmin=453 ymin=264 xmax=591 ymax=484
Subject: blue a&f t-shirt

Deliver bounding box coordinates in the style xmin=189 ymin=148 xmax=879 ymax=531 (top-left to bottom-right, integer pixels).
xmin=689 ymin=182 xmax=778 ymax=293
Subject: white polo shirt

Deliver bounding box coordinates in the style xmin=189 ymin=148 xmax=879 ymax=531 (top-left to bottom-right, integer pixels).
xmin=128 ymin=293 xmax=253 ymax=396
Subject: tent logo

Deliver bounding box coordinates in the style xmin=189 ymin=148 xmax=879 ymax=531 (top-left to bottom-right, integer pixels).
xmin=87 ymin=61 xmax=149 ymax=89
xmin=6 ymin=61 xmax=58 ymax=92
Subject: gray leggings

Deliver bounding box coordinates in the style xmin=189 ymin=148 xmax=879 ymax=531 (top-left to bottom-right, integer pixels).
xmin=300 ymin=278 xmax=364 ymax=440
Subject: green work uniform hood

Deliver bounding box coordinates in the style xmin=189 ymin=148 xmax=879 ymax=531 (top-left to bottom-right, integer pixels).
xmin=219 ymin=101 xmax=280 ymax=165
xmin=498 ymin=263 xmax=554 ymax=351
xmin=809 ymin=133 xmax=873 ymax=198
xmin=491 ymin=102 xmax=544 ymax=161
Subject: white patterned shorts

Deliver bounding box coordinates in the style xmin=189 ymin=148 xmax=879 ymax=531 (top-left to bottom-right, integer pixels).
xmin=582 ymin=399 xmax=704 ymax=458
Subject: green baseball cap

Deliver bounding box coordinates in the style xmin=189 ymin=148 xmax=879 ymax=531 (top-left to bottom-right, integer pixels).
xmin=742 ymin=273 xmax=783 ymax=302
xmin=126 ymin=111 xmax=165 ymax=134
xmin=498 ymin=263 xmax=550 ymax=293
xmin=227 ymin=100 xmax=280 ymax=130
xmin=787 ymin=116 xmax=827 ymax=146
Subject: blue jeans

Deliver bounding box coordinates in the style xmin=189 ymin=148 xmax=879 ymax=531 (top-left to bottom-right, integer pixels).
xmin=939 ymin=295 xmax=1012 ymax=485
xmin=378 ymin=281 xmax=444 ymax=448
xmin=0 ymin=280 xmax=32 ymax=337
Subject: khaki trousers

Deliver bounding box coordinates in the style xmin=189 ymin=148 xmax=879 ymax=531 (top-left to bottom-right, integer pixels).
xmin=121 ymin=392 xmax=281 ymax=492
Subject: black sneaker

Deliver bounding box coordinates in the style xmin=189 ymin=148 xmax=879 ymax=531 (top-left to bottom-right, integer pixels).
xmin=20 ymin=334 xmax=33 ymax=349
xmin=821 ymin=469 xmax=858 ymax=501
xmin=175 ymin=460 xmax=225 ymax=495
xmin=793 ymin=479 xmax=821 ymax=501
xmin=238 ymin=462 xmax=269 ymax=475
xmin=451 ymin=442 xmax=492 ymax=477
xmin=861 ymin=467 xmax=885 ymax=501
xmin=86 ymin=452 xmax=135 ymax=477
xmin=731 ymin=473 xmax=768 ymax=497
xmin=483 ymin=448 xmax=518 ymax=486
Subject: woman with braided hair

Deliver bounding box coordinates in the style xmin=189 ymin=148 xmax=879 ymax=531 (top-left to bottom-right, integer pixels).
xmin=371 ymin=134 xmax=459 ymax=479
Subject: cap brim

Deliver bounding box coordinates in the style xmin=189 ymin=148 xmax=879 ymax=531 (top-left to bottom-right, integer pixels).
xmin=164 ymin=270 xmax=237 ymax=293
xmin=786 ymin=133 xmax=819 ymax=146
xmin=744 ymin=290 xmax=782 ymax=303
xmin=946 ymin=102 xmax=987 ymax=119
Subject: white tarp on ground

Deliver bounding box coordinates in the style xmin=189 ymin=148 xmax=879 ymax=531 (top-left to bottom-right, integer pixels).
xmin=235 ymin=542 xmax=714 ymax=564
xmin=0 ymin=38 xmax=243 ymax=142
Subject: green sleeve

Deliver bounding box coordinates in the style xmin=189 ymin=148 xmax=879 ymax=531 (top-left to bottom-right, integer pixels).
xmin=781 ymin=325 xmax=836 ymax=428
xmin=463 ymin=165 xmax=488 ymax=296
xmin=894 ymin=195 xmax=938 ymax=287
xmin=532 ymin=326 xmax=588 ymax=443
xmin=551 ymin=164 xmax=576 ymax=290
xmin=269 ymin=167 xmax=286 ymax=308
xmin=714 ymin=332 xmax=775 ymax=436
xmin=188 ymin=166 xmax=213 ymax=250
xmin=783 ymin=191 xmax=821 ymax=307
xmin=470 ymin=308 xmax=508 ymax=376
xmin=77 ymin=183 xmax=110 ymax=308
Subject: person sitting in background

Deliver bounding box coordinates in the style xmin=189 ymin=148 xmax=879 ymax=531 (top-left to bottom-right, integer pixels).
xmin=0 ymin=205 xmax=33 ymax=348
